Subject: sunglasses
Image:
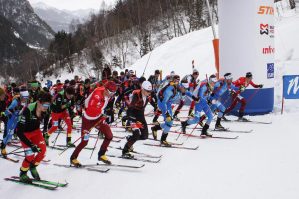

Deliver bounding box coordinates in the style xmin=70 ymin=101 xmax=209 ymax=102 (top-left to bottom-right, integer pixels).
xmin=42 ymin=103 xmax=51 ymax=109
xmin=193 ymin=72 xmax=199 ymax=76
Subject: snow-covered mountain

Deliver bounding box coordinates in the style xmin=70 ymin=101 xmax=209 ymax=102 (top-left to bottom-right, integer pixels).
xmin=0 ymin=0 xmax=55 ymax=48
xmin=31 ymin=2 xmax=95 ymax=32
xmin=0 ymin=15 xmax=31 ymax=65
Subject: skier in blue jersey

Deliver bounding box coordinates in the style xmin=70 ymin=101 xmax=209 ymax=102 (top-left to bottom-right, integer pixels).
xmin=1 ymin=89 xmax=30 ymax=157
xmin=151 ymin=74 xmax=186 ymax=146
xmin=207 ymin=73 xmax=239 ymax=130
xmin=180 ymin=75 xmax=218 ymax=137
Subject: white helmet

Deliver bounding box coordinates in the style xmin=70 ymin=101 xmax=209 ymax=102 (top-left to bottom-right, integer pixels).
xmin=193 ymin=68 xmax=199 ymax=74
xmin=142 ymin=81 xmax=152 ymax=91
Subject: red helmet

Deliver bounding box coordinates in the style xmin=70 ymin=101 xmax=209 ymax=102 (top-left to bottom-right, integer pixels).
xmin=104 ymin=81 xmax=118 ymax=92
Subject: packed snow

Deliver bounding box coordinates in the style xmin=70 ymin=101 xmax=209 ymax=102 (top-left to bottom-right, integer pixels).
xmin=2 ymin=4 xmax=299 ymax=199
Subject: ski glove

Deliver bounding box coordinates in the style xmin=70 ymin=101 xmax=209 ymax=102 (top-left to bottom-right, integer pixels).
xmin=0 ymin=112 xmax=5 ymax=117
xmin=31 ymin=145 xmax=41 ymax=153
xmin=65 ymin=101 xmax=72 ymax=109
xmin=192 ymin=96 xmax=199 ymax=102
xmin=240 ymin=86 xmax=246 ymax=92
xmin=258 ymin=84 xmax=263 ymax=88
xmin=165 ymin=112 xmax=172 ymax=122
xmin=229 ymin=90 xmax=236 ymax=96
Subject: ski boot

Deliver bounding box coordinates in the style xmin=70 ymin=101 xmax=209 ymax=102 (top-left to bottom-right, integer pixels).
xmin=214 ymin=117 xmax=226 ymax=130
xmin=98 ymin=150 xmax=111 ymax=165
xmin=160 ymin=133 xmax=172 ymax=147
xmin=181 ymin=121 xmax=189 ymax=133
xmin=29 ymin=164 xmax=40 ymax=180
xmin=188 ymin=112 xmax=195 ymax=117
xmin=66 ymin=136 xmax=75 ymax=147
xmin=188 ymin=109 xmax=194 ymax=117
xmin=44 ymin=133 xmax=50 ymax=146
xmin=122 ymin=145 xmax=134 ymax=159
xmin=200 ymin=124 xmax=212 ymax=138
xmin=172 ymin=114 xmax=180 ymax=121
xmin=151 ymin=125 xmax=162 ymax=140
xmin=238 ymin=117 xmax=249 ymax=122
xmin=222 ymin=115 xmax=230 ymax=121
xmin=70 ymin=158 xmax=82 ymax=168
xmin=237 ymin=112 xmax=249 ymax=122
xmin=20 ymin=167 xmax=32 ymax=183
xmin=1 ymin=142 xmax=7 ymax=157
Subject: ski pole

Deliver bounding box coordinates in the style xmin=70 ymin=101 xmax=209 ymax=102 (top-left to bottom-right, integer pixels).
xmin=6 ymin=146 xmax=23 ymax=155
xmin=142 ymin=50 xmax=153 ymax=77
xmin=51 ymin=121 xmax=67 ymax=146
xmin=89 ymin=131 xmax=100 ymax=159
xmin=7 ymin=150 xmax=26 ymax=155
xmin=59 ymin=119 xmax=102 ymax=156
xmin=246 ymin=88 xmax=261 ymax=104
xmin=175 ymin=127 xmax=183 ymax=141
xmin=183 ymin=122 xmax=199 ymax=143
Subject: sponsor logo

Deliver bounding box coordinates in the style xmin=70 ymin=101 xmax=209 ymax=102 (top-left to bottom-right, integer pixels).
xmin=267 ymin=63 xmax=274 ymax=79
xmin=287 ymin=76 xmax=299 ymax=96
xmin=262 ymin=46 xmax=275 ymax=54
xmin=260 ymin=24 xmax=274 ymax=38
xmin=258 ymin=6 xmax=274 ymax=15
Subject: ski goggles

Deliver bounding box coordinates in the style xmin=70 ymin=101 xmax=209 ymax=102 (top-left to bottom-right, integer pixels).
xmin=42 ymin=103 xmax=51 ymax=109
xmin=209 ymin=77 xmax=217 ymax=83
xmin=224 ymin=74 xmax=233 ymax=80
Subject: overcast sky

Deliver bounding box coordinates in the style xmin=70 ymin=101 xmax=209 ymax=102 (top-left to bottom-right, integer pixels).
xmin=28 ymin=0 xmax=117 ymax=11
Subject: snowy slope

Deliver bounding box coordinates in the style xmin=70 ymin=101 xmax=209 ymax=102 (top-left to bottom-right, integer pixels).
xmin=7 ymin=8 xmax=298 ymax=199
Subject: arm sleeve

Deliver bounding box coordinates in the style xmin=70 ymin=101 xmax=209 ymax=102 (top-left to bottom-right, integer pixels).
xmin=161 ymin=88 xmax=172 ymax=114
xmin=5 ymin=99 xmax=18 ymax=115
xmin=185 ymin=90 xmax=193 ymax=98
xmin=199 ymin=86 xmax=207 ymax=101
xmin=249 ymin=80 xmax=259 ymax=88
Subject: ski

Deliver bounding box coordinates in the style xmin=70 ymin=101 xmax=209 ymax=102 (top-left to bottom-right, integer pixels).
xmin=53 ymin=163 xmax=110 ymax=173
xmin=106 ymin=154 xmax=161 ymax=163
xmin=201 ymin=135 xmax=239 ymax=139
xmin=12 ymin=153 xmax=51 ymax=163
xmin=147 ymin=138 xmax=183 ymax=145
xmin=7 ymin=142 xmax=22 ymax=148
xmin=143 ymin=143 xmax=199 ymax=150
xmin=49 ymin=146 xmax=67 ymax=151
xmin=0 ymin=155 xmax=19 ymax=163
xmin=11 ymin=176 xmax=68 ymax=187
xmin=212 ymin=128 xmax=253 ymax=133
xmin=4 ymin=177 xmax=58 ymax=190
xmin=223 ymin=119 xmax=272 ymax=125
xmin=95 ymin=162 xmax=145 ymax=169
xmin=172 ymin=131 xmax=238 ymax=140
xmin=109 ymin=146 xmax=162 ymax=158
xmin=89 ymin=135 xmax=121 ymax=143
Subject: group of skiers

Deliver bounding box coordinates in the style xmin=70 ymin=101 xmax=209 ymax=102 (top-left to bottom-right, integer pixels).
xmin=0 ymin=67 xmax=263 ymax=183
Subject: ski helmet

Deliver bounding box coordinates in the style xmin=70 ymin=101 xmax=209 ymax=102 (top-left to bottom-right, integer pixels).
xmin=129 ymin=70 xmax=134 ymax=75
xmin=193 ymin=69 xmax=199 ymax=75
xmin=142 ymin=81 xmax=153 ymax=91
xmin=246 ymin=72 xmax=253 ymax=78
xmin=209 ymin=74 xmax=217 ymax=83
xmin=224 ymin=73 xmax=233 ymax=80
